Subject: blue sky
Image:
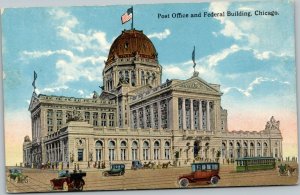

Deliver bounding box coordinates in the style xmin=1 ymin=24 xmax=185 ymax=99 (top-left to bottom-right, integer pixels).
xmin=2 ymin=0 xmax=298 ymax=164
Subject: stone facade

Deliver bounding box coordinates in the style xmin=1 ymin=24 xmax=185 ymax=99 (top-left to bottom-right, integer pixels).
xmin=23 ymin=29 xmax=283 ymax=168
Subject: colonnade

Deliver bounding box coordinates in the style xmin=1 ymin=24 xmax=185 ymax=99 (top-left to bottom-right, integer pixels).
xmin=179 ymin=98 xmax=213 ymax=131
xmin=45 ymin=138 xmax=68 ymax=163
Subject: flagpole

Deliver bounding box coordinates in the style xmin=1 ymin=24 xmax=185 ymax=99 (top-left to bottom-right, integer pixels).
xmin=131 ymin=6 xmax=134 ymax=30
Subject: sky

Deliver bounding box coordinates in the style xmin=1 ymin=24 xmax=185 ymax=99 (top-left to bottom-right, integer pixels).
xmin=2 ymin=0 xmax=297 ymax=165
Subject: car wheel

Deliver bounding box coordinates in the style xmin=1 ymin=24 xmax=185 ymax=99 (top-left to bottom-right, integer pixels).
xmin=210 ymin=176 xmax=219 ymax=185
xmin=103 ymin=172 xmax=109 ymax=177
xmin=24 ymin=177 xmax=28 ymax=183
xmin=14 ymin=177 xmax=19 ymax=183
xmin=63 ymin=181 xmax=68 ymax=191
xmin=178 ymin=178 xmax=189 ymax=188
xmin=78 ymin=180 xmax=84 ymax=191
xmin=119 ymin=171 xmax=124 ymax=176
xmin=50 ymin=182 xmax=55 ymax=190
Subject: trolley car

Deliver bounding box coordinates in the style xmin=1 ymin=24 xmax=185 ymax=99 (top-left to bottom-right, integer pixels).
xmin=235 ymin=157 xmax=276 ymax=172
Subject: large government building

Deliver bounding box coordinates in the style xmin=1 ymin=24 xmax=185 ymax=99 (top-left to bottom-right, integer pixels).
xmin=23 ymin=29 xmax=283 ymax=168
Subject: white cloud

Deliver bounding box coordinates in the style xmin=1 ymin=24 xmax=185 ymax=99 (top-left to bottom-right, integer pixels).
xmin=77 ymin=89 xmax=84 ymax=96
xmin=22 ymin=49 xmax=74 ymax=59
xmin=49 ymin=9 xmax=111 ymax=53
xmin=223 ymin=77 xmax=290 ymax=97
xmin=22 ymin=49 xmax=106 ymax=84
xmin=41 ymin=85 xmax=69 ymax=93
xmin=147 ymin=29 xmax=171 ymax=40
xmin=85 ymin=93 xmax=94 ymax=98
xmin=203 ymin=44 xmax=241 ymax=68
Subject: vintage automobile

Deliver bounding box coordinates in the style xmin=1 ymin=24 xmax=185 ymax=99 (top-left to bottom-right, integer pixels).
xmin=50 ymin=170 xmax=86 ymax=191
xmin=7 ymin=169 xmax=28 ymax=183
xmin=178 ymin=162 xmax=220 ymax=188
xmin=102 ymin=164 xmax=125 ymax=176
xmin=131 ymin=160 xmax=143 ymax=170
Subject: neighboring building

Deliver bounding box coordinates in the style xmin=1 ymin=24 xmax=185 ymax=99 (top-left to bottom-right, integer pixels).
xmin=23 ymin=29 xmax=283 ymax=168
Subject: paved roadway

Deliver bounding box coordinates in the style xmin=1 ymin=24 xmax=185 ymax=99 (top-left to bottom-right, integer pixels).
xmin=6 ymin=164 xmax=298 ymax=193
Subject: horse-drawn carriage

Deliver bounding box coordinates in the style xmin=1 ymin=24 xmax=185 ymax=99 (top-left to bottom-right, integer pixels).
xmin=7 ymin=169 xmax=28 ymax=183
xmin=278 ymin=164 xmax=297 ymax=176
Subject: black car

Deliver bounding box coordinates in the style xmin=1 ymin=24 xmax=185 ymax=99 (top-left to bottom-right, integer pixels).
xmin=102 ymin=164 xmax=125 ymax=176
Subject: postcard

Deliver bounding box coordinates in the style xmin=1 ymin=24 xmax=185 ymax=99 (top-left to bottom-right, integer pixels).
xmin=2 ymin=0 xmax=298 ymax=193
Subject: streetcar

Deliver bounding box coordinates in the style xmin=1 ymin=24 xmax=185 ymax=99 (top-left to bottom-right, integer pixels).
xmin=235 ymin=157 xmax=276 ymax=172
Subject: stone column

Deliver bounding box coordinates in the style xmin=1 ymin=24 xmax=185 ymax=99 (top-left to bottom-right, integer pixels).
xmin=157 ymin=101 xmax=162 ymax=130
xmin=254 ymin=140 xmax=257 ymax=157
xmin=182 ymin=98 xmax=186 ymax=130
xmin=150 ymin=104 xmax=155 ymax=128
xmin=139 ymin=139 xmax=143 ymax=160
xmin=247 ymin=141 xmax=250 ymax=157
xmin=129 ymin=70 xmax=132 ymax=86
xmin=104 ymin=139 xmax=109 ymax=162
xmin=130 ymin=110 xmax=134 ymax=128
xmin=128 ymin=140 xmax=132 ymax=161
xmin=199 ymin=100 xmax=202 ymax=130
xmin=190 ymin=99 xmax=194 ymax=130
xmin=261 ymin=141 xmax=264 ymax=157
xmin=160 ymin=140 xmax=164 ymax=160
xmin=115 ymin=139 xmax=119 ymax=161
xmin=150 ymin=139 xmax=153 ymax=160
xmin=169 ymin=96 xmax=178 ymax=130
xmin=136 ymin=109 xmax=140 ymax=129
xmin=143 ymin=107 xmax=147 ymax=129
xmin=206 ymin=101 xmax=210 ymax=131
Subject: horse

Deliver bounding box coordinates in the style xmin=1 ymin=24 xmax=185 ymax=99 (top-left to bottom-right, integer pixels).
xmin=143 ymin=161 xmax=153 ymax=169
xmin=162 ymin=161 xmax=172 ymax=169
xmin=287 ymin=165 xmax=297 ymax=176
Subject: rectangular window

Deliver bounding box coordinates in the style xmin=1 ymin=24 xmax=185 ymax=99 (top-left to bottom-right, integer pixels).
xmin=85 ymin=112 xmax=90 ymax=124
xmin=93 ymin=112 xmax=98 ymax=126
xmin=78 ymin=149 xmax=84 ymax=161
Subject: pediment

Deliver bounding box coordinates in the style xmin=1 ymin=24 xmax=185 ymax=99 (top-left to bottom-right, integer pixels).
xmin=99 ymin=91 xmax=117 ymax=100
xmin=172 ymin=77 xmax=221 ymax=95
xmin=28 ymin=92 xmax=40 ymax=111
xmin=129 ymin=85 xmax=152 ymax=95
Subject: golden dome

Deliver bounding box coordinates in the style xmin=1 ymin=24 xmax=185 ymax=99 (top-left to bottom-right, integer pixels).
xmin=106 ymin=29 xmax=157 ymax=65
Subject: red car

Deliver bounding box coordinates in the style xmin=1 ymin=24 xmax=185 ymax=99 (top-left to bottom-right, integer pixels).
xmin=50 ymin=170 xmax=86 ymax=191
xmin=178 ymin=162 xmax=220 ymax=188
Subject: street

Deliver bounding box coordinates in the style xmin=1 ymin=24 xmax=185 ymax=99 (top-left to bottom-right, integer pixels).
xmin=6 ymin=163 xmax=298 ymax=193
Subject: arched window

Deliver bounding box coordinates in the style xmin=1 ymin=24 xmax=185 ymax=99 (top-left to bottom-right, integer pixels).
xmin=236 ymin=142 xmax=241 ymax=158
xmin=146 ymin=72 xmax=150 ymax=84
xmin=125 ymin=71 xmax=129 ymax=83
xmin=263 ymin=142 xmax=268 ymax=157
xmin=164 ymin=141 xmax=170 ymax=160
xmin=120 ymin=141 xmax=127 ymax=160
xmin=222 ymin=142 xmax=226 ymax=158
xmin=132 ymin=141 xmax=138 ymax=160
xmin=95 ymin=140 xmax=103 ymax=161
xmin=143 ymin=141 xmax=149 ymax=160
xmin=108 ymin=141 xmax=115 ymax=161
xmin=229 ymin=142 xmax=233 ymax=158
xmin=154 ymin=141 xmax=160 ymax=160
xmin=250 ymin=142 xmax=254 ymax=157
xmin=204 ymin=143 xmax=209 ymax=159
xmin=141 ymin=71 xmax=145 ymax=85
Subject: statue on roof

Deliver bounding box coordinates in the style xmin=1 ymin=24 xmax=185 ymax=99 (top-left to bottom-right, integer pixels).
xmin=66 ymin=110 xmax=83 ymax=122
xmin=265 ymin=116 xmax=280 ymax=130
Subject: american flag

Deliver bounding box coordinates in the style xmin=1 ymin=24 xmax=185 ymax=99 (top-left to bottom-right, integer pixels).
xmin=121 ymin=7 xmax=133 ymax=24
